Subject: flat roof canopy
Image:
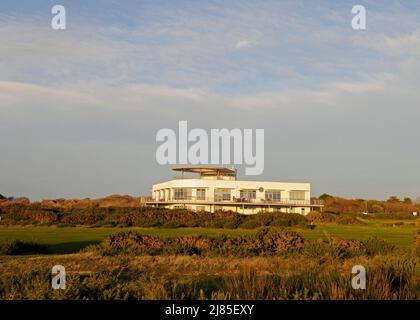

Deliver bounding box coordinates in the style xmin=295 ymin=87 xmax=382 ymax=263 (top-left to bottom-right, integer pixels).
xmin=172 ymin=166 xmax=236 ymax=176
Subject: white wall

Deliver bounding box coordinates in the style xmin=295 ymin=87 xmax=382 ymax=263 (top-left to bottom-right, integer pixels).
xmin=152 ymin=178 xmax=310 ymax=202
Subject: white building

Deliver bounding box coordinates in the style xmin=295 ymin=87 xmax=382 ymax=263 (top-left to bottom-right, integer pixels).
xmin=146 ymin=166 xmax=322 ymax=215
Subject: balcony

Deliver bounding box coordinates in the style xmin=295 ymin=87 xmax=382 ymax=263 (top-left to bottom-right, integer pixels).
xmin=151 ymin=196 xmax=323 ymax=207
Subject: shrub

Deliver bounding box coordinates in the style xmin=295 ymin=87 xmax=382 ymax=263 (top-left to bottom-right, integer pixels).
xmin=303 ymin=237 xmax=365 ymax=259
xmin=362 ymin=237 xmax=395 ymax=256
xmin=305 ymin=211 xmax=337 ymax=223
xmin=370 ymin=204 xmax=384 ymax=213
xmin=269 ymin=213 xmax=309 ymax=228
xmin=326 ymin=237 xmax=365 ymax=259
xmin=303 ymin=240 xmax=328 ymax=258
xmin=239 ymin=219 xmax=260 ymax=229
xmin=222 ymin=218 xmax=241 ymax=229
xmin=336 ymin=214 xmax=365 ymax=225
xmin=259 ymin=229 xmax=305 ymax=254
xmin=95 ymin=229 xmax=305 ymax=257
xmin=100 ymin=232 xmax=165 ymax=255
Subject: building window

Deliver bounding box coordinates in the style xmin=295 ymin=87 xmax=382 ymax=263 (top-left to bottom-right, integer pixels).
xmin=173 ymin=188 xmax=189 ymax=200
xmin=289 ymin=190 xmax=306 ymax=201
xmin=196 ymin=188 xmax=206 ymax=200
xmin=240 ymin=190 xmax=256 ymax=201
xmin=265 ymin=190 xmax=281 ymax=202
xmin=214 ymin=189 xmax=231 ymax=202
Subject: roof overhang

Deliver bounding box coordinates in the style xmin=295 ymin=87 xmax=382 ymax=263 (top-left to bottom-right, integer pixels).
xmin=172 ymin=166 xmax=236 ymax=176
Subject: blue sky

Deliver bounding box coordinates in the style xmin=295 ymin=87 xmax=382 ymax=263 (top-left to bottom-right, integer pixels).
xmin=1 ymin=1 xmax=420 ymax=200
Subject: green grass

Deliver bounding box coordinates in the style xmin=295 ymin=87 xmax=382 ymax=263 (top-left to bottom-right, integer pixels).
xmin=0 ymin=226 xmax=256 ymax=254
xmin=299 ymin=224 xmax=416 ymax=248
xmin=0 ymin=219 xmax=417 ymax=254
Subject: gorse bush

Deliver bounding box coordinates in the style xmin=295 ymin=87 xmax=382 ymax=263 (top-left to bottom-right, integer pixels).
xmin=363 ymin=237 xmax=395 ymax=256
xmin=93 ymin=229 xmax=305 ymax=257
xmin=336 ymin=215 xmax=365 ymax=225
xmin=91 ymin=230 xmax=398 ymax=259
xmin=0 ymin=204 xmax=313 ymax=229
xmin=305 ymin=211 xmax=337 ymax=223
xmin=303 ymin=236 xmax=396 ymax=259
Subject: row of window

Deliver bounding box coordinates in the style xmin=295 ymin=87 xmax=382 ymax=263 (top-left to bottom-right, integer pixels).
xmin=173 ymin=205 xmax=308 ymax=214
xmin=159 ymin=188 xmax=306 ymax=201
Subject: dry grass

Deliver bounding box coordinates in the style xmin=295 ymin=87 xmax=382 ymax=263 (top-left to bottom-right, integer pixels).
xmin=0 ymin=251 xmax=418 ymax=300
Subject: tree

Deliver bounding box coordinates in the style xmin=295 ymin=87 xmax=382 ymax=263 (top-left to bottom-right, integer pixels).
xmin=403 ymin=197 xmax=412 ymax=204
xmin=319 ymin=193 xmax=333 ymax=200
xmin=387 ymin=196 xmax=400 ymax=203
xmin=370 ymin=204 xmax=384 ymax=213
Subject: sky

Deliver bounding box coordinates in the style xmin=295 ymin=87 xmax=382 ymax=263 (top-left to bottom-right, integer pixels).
xmin=1 ymin=0 xmax=420 ymax=200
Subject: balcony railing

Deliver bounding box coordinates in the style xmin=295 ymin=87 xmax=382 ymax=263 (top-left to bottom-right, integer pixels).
xmin=153 ymin=196 xmax=323 ymax=206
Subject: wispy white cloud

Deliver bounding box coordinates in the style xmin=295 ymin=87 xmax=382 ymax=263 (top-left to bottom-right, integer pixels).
xmin=351 ymin=30 xmax=420 ymax=57
xmin=235 ymin=39 xmax=252 ymax=49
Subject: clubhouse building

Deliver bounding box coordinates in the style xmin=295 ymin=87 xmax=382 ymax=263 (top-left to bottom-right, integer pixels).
xmin=146 ymin=166 xmax=322 ymax=215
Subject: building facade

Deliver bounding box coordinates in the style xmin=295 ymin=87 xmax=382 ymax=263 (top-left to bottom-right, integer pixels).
xmin=146 ymin=166 xmax=322 ymax=215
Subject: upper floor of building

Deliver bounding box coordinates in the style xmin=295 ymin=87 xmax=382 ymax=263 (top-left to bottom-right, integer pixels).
xmin=151 ymin=166 xmax=316 ymax=206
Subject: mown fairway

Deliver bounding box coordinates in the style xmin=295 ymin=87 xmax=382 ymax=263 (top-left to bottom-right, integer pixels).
xmin=0 ymin=218 xmax=417 ymax=254
xmin=0 ymin=226 xmax=256 ymax=253
xmin=299 ymin=221 xmax=418 ymax=248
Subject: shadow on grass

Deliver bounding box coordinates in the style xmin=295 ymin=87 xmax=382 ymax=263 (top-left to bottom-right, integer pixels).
xmin=46 ymin=241 xmax=100 ymax=254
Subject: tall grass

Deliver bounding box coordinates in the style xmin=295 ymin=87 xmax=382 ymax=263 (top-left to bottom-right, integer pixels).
xmin=0 ymin=254 xmax=417 ymax=300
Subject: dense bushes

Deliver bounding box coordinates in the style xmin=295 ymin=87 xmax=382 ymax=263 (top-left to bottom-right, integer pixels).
xmin=322 ymin=196 xmax=420 ymax=216
xmin=1 ymin=201 xmax=417 ymax=230
xmin=305 ymin=211 xmax=365 ymax=225
xmin=0 ymin=240 xmax=48 ymax=255
xmin=0 ymin=205 xmax=239 ymax=227
xmin=0 ymin=204 xmax=313 ymax=229
xmin=93 ymin=229 xmax=305 ymax=257
xmin=91 ymin=229 xmax=398 ymax=259
xmin=303 ymin=236 xmax=396 ymax=259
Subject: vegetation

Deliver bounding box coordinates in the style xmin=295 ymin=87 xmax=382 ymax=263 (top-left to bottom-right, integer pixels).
xmin=0 ymin=249 xmax=418 ymax=300
xmin=90 ymin=229 xmax=305 ymax=257
xmin=0 ymin=196 xmax=418 ymax=300
xmin=320 ymin=196 xmax=420 ymax=215
xmin=0 ymin=204 xmax=314 ymax=229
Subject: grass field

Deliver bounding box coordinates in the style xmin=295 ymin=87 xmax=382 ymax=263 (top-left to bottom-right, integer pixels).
xmin=299 ymin=222 xmax=417 ymax=248
xmin=0 ymin=219 xmax=418 ymax=300
xmin=0 ymin=218 xmax=417 ymax=254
